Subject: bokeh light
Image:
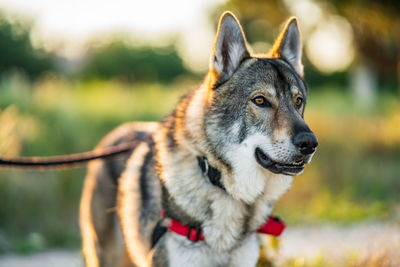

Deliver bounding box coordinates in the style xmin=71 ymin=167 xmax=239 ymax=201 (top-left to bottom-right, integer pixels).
xmin=306 ymin=16 xmax=355 ymax=73
xmin=0 ymin=0 xmax=399 ymax=266
xmin=0 ymin=0 xmax=223 ymax=72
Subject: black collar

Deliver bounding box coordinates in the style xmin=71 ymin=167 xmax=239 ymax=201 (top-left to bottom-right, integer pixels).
xmin=151 ymin=156 xmax=225 ymax=248
xmin=196 ymin=156 xmax=225 ymax=191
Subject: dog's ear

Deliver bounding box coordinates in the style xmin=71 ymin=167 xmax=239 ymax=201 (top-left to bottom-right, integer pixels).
xmin=270 ymin=17 xmax=303 ymax=77
xmin=209 ymin=11 xmax=250 ymax=84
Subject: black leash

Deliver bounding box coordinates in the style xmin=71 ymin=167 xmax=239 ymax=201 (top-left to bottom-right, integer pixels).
xmin=0 ymin=140 xmax=140 ymax=170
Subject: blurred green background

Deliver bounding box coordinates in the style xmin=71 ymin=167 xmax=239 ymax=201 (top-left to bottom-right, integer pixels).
xmin=0 ymin=0 xmax=399 ymax=264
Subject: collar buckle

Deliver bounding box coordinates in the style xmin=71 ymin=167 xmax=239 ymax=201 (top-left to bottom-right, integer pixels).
xmin=186 ymin=226 xmax=202 ymax=242
xmin=197 ymin=156 xmax=209 ymax=176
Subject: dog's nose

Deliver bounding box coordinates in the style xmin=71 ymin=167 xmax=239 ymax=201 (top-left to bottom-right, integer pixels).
xmin=293 ymin=132 xmax=318 ymax=155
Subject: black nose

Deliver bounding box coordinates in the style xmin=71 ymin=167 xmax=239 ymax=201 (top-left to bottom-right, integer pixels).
xmin=293 ymin=132 xmax=318 ymax=155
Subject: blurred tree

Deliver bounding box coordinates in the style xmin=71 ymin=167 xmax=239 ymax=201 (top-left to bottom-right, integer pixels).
xmin=0 ymin=13 xmax=54 ymax=79
xmin=211 ymin=0 xmax=333 ymax=88
xmin=213 ymin=0 xmax=400 ymax=89
xmin=331 ymin=0 xmax=400 ymax=81
xmin=211 ymin=0 xmax=289 ymax=45
xmin=81 ymin=41 xmax=190 ymax=83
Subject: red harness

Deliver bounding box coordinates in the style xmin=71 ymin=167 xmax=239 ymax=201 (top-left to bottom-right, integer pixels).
xmin=161 ymin=209 xmax=285 ymax=242
xmin=158 ymin=157 xmax=286 ymax=242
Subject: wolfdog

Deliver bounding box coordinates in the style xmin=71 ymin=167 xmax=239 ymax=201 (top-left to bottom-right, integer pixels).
xmin=80 ymin=11 xmax=318 ymax=267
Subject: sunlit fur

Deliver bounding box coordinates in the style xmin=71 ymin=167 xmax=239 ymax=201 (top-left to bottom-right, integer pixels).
xmin=80 ymin=161 xmax=100 ymax=267
xmin=118 ymin=142 xmax=152 ymax=267
xmin=79 ymin=11 xmax=316 ymax=267
xmin=269 ymin=17 xmax=304 ymax=77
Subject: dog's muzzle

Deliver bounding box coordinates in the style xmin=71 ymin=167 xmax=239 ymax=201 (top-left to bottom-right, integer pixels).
xmin=255 ymin=148 xmax=306 ymax=176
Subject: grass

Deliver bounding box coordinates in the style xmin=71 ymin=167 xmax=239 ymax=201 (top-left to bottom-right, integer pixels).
xmin=276 ymin=247 xmax=400 ymax=267
xmin=0 ymin=74 xmax=188 ymax=253
xmin=0 ymin=73 xmax=399 ymax=253
xmin=258 ymin=232 xmax=400 ymax=267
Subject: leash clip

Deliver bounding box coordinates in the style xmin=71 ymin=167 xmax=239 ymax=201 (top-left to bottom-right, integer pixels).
xmin=202 ymin=157 xmax=209 ymax=176
xmin=197 ymin=156 xmax=209 ymax=177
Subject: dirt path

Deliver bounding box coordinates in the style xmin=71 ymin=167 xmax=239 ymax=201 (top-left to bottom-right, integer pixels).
xmin=275 ymin=222 xmax=400 ymax=264
xmin=0 ymin=250 xmax=82 ymax=267
xmin=1 ymin=222 xmax=399 ymax=266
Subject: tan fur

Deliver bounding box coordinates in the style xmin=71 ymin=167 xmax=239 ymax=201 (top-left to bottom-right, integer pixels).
xmin=118 ymin=142 xmax=151 ymax=267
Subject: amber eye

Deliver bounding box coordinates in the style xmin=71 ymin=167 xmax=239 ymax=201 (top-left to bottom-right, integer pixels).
xmin=254 ymin=96 xmax=265 ymax=105
xmin=295 ymin=96 xmax=303 ymax=107
xmin=252 ymin=96 xmax=271 ymax=107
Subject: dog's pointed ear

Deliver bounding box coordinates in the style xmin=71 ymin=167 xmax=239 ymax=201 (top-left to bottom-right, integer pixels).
xmin=270 ymin=17 xmax=303 ymax=77
xmin=209 ymin=11 xmax=250 ymax=83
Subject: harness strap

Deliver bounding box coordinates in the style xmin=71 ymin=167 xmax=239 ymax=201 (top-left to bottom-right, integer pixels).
xmin=160 ymin=214 xmax=285 ymax=243
xmin=170 ymin=219 xmax=205 ymax=242
xmin=160 ymin=208 xmax=204 ymax=242
xmin=151 ymin=218 xmax=168 ymax=248
xmin=152 ymin=209 xmax=285 ymax=247
xmin=257 ymin=215 xmax=285 ymax=236
xmin=151 ymin=156 xmax=286 ymax=247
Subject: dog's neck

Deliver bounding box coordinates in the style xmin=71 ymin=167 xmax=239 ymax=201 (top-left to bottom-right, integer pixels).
xmin=153 ymin=77 xmax=293 ymax=252
xmin=156 ymin=73 xmax=294 ymax=203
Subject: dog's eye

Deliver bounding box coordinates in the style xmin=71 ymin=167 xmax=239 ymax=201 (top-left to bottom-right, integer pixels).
xmin=295 ymin=96 xmax=303 ymax=107
xmin=252 ymin=96 xmax=270 ymax=107
xmin=254 ymin=97 xmax=265 ymax=105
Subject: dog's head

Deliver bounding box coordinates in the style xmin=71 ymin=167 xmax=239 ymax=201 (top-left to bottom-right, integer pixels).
xmin=204 ymin=12 xmax=317 ymax=198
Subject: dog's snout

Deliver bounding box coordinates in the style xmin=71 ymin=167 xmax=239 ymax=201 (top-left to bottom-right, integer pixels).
xmin=293 ymin=132 xmax=318 ymax=155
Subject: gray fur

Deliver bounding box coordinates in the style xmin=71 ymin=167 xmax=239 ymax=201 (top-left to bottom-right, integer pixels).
xmin=210 ymin=12 xmax=250 ymax=84
xmin=270 ymin=17 xmax=304 ymax=77
xmin=80 ymin=11 xmax=317 ymax=267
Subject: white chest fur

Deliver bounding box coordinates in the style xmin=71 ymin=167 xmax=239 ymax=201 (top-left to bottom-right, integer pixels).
xmin=166 ymin=232 xmax=259 ymax=267
xmin=156 ymin=127 xmax=293 ymax=254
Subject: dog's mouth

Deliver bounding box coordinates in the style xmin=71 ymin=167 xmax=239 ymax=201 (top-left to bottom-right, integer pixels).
xmin=255 ymin=148 xmax=305 ymax=176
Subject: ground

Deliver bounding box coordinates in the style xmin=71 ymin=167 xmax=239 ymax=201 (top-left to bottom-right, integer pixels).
xmin=1 ymin=222 xmax=399 ymax=267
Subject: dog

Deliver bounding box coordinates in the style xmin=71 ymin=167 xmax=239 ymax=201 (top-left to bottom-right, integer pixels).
xmin=79 ymin=11 xmax=318 ymax=267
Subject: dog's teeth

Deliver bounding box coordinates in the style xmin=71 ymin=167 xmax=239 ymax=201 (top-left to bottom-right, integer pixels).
xmin=291 ymin=161 xmax=304 ymax=166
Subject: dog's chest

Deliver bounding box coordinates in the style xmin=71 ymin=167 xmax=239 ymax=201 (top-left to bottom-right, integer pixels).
xmin=165 ymin=232 xmax=259 ymax=267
